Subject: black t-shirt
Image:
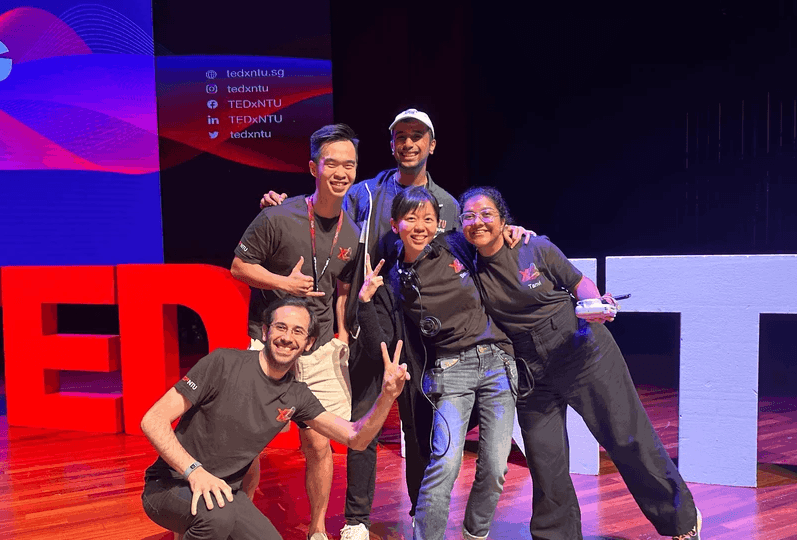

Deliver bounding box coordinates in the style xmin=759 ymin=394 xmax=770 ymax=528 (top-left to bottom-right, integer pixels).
xmin=396 ymin=242 xmax=512 ymax=357
xmin=144 ymin=349 xmax=325 ymax=489
xmin=235 ymin=195 xmax=359 ymax=346
xmin=475 ymin=237 xmax=583 ymax=337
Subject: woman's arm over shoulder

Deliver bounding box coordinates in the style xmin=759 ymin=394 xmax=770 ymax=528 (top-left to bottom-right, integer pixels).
xmin=436 ymin=231 xmax=477 ymax=269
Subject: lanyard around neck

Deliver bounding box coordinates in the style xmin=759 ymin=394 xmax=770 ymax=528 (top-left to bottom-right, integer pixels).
xmin=305 ymin=196 xmax=344 ymax=291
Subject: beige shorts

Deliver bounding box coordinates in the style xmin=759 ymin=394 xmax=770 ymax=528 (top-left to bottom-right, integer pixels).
xmin=248 ymin=338 xmax=265 ymax=351
xmin=249 ymin=337 xmax=352 ymax=421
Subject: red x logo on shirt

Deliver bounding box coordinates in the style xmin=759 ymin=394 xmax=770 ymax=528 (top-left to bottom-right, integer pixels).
xmin=276 ymin=407 xmax=295 ymax=422
xmin=449 ymin=259 xmax=465 ymax=273
xmin=520 ymin=263 xmax=541 ymax=283
xmin=337 ymin=247 xmax=352 ymax=261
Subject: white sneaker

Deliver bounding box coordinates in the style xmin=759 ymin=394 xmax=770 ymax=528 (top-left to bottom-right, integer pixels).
xmin=462 ymin=525 xmax=488 ymax=540
xmin=340 ymin=523 xmax=369 ymax=540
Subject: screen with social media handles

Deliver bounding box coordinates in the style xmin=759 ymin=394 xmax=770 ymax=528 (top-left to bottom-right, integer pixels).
xmin=153 ymin=0 xmax=333 ymax=264
xmin=156 ymin=58 xmax=332 ymax=177
xmin=0 ymin=1 xmax=333 ymax=266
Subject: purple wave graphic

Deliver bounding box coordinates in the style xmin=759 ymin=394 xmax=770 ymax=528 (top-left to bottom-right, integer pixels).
xmin=0 ymin=7 xmax=91 ymax=63
xmin=3 ymin=99 xmax=159 ymax=170
xmin=0 ymin=5 xmax=153 ymax=62
xmin=58 ymin=4 xmax=154 ymax=55
xmin=0 ymin=7 xmax=158 ymax=173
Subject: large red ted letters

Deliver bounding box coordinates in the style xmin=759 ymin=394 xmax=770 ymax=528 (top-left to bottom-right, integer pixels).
xmin=1 ymin=265 xmax=250 ymax=435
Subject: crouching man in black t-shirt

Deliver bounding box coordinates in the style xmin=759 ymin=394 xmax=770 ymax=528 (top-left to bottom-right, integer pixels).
xmin=140 ymin=297 xmax=409 ymax=540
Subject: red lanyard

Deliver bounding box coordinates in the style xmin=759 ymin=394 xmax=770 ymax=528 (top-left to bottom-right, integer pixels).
xmin=305 ymin=196 xmax=344 ymax=291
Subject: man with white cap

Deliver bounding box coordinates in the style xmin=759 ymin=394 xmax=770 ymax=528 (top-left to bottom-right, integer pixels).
xmin=341 ymin=108 xmax=461 ymax=268
xmin=337 ymin=109 xmax=460 ymax=540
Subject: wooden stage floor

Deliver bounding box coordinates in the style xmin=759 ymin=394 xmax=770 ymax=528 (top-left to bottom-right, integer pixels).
xmin=1 ymin=386 xmax=796 ymax=540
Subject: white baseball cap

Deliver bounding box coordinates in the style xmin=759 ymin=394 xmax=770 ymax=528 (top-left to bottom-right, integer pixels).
xmin=388 ymin=108 xmax=435 ymax=139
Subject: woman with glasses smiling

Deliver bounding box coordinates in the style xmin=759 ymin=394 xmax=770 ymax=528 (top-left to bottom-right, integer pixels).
xmin=457 ymin=186 xmax=702 ymax=540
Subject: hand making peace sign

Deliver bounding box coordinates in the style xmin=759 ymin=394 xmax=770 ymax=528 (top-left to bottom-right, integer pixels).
xmin=358 ymin=253 xmax=385 ymax=303
xmin=380 ymin=340 xmax=408 ymax=400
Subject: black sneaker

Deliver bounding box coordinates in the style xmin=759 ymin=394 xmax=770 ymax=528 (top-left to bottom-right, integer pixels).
xmin=671 ymin=508 xmax=702 ymax=540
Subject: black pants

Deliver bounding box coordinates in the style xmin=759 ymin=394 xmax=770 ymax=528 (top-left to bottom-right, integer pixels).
xmin=142 ymin=478 xmax=281 ymax=540
xmin=344 ymin=371 xmax=432 ymax=525
xmin=513 ymin=307 xmax=697 ymax=540
xmin=344 ymin=390 xmax=380 ymax=528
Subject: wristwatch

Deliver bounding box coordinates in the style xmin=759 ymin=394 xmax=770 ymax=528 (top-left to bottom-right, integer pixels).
xmin=183 ymin=461 xmax=202 ymax=479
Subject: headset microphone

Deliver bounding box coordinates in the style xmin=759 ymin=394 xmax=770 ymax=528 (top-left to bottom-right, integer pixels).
xmin=397 ymin=243 xmax=438 ymax=291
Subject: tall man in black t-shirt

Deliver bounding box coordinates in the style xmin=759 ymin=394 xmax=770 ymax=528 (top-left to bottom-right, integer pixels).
xmin=339 ymin=110 xmax=461 ymax=540
xmin=231 ymin=124 xmax=361 ymax=540
xmin=141 ymin=297 xmax=409 ymax=540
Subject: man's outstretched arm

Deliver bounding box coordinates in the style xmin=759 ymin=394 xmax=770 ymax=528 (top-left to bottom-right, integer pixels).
xmin=306 ymin=341 xmax=408 ymax=450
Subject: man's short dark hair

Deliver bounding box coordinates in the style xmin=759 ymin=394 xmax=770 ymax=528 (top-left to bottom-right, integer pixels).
xmin=262 ymin=297 xmax=320 ymax=341
xmin=310 ymin=123 xmax=359 ymax=164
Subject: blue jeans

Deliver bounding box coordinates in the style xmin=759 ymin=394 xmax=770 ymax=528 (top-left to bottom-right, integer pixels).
xmin=413 ymin=343 xmax=518 ymax=540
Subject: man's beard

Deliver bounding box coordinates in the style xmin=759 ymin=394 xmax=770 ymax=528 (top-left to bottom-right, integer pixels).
xmin=398 ymin=160 xmax=424 ymax=174
xmin=264 ymin=338 xmax=302 ymax=371
xmin=396 ymin=152 xmax=431 ymax=175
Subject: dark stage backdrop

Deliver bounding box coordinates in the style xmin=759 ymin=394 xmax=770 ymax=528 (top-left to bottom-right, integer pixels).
xmin=327 ymin=1 xmax=797 ymax=260
xmin=321 ymin=1 xmax=797 ymax=395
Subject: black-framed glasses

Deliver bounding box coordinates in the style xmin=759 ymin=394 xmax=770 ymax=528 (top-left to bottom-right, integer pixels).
xmin=458 ymin=210 xmax=500 ymax=225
